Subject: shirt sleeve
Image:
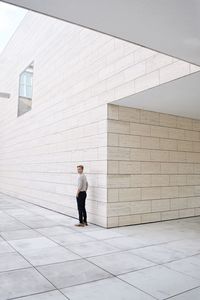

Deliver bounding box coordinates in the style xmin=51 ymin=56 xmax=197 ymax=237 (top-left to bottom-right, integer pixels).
xmin=86 ymin=179 xmax=88 ymax=190
xmin=77 ymin=176 xmax=83 ymax=190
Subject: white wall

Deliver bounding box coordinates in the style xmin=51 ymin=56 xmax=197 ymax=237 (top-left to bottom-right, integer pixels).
xmin=0 ymin=11 xmax=199 ymax=227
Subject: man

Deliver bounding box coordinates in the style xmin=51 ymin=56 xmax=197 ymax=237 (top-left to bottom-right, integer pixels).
xmin=75 ymin=165 xmax=88 ymax=227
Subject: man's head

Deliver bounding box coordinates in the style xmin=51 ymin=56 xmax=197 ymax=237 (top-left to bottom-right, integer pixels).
xmin=77 ymin=165 xmax=84 ymax=174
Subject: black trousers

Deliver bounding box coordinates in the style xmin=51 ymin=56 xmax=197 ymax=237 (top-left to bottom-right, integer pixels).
xmin=76 ymin=191 xmax=87 ymax=224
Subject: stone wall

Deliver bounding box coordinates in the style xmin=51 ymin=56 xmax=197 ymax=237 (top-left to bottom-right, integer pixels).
xmin=107 ymin=104 xmax=200 ymax=227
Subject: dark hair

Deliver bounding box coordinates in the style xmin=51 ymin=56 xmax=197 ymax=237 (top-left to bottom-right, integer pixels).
xmin=77 ymin=165 xmax=84 ymax=170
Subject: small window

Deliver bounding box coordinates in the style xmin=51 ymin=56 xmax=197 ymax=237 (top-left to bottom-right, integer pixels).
xmin=18 ymin=62 xmax=34 ymax=116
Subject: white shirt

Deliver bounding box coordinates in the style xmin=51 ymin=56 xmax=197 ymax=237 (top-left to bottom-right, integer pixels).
xmin=77 ymin=173 xmax=88 ymax=192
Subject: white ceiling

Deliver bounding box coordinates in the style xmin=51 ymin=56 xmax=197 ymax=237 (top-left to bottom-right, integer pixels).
xmin=112 ymin=71 xmax=200 ymax=120
xmin=2 ymin=0 xmax=200 ymax=66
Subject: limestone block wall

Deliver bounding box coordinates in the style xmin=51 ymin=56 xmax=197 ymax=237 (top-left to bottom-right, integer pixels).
xmin=0 ymin=11 xmax=199 ymax=227
xmin=107 ymin=104 xmax=200 ymax=227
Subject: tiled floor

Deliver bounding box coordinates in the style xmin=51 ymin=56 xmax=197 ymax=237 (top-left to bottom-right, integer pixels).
xmin=0 ymin=193 xmax=200 ymax=299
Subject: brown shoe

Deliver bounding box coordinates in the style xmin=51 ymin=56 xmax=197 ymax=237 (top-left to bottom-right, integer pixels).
xmin=84 ymin=222 xmax=88 ymax=226
xmin=75 ymin=223 xmax=84 ymax=227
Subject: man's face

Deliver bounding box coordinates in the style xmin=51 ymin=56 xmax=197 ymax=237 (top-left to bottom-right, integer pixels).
xmin=77 ymin=167 xmax=83 ymax=174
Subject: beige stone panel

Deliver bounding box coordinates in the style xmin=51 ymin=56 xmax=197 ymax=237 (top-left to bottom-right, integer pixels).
xmin=107 ymin=202 xmax=131 ymax=217
xmin=140 ymin=110 xmax=160 ymax=125
xmin=152 ymin=199 xmax=170 ymax=212
xmin=135 ymin=47 xmax=155 ymax=63
xmin=176 ymin=117 xmax=193 ymax=130
xmin=151 ymin=175 xmax=170 ymax=187
xmin=178 ymin=163 xmax=194 ymax=174
xmin=195 ymin=208 xmax=200 ymax=216
xmin=171 ymin=198 xmax=188 ymax=210
xmin=130 ymin=123 xmax=151 ymax=136
xmin=119 ymin=214 xmax=141 ymax=226
xmin=107 ymin=188 xmax=119 ymax=202
xmin=193 ymin=142 xmax=200 ymax=152
xmin=119 ymin=161 xmax=140 ymax=174
xmin=150 ymin=150 xmax=169 ymax=162
xmin=161 ymin=163 xmax=178 ymax=174
xmin=170 ymin=175 xmax=187 ymax=186
xmin=131 ymin=148 xmax=151 ymax=161
xmin=168 ymin=128 xmax=185 ymax=140
xmin=141 ymin=136 xmax=160 ymax=149
xmin=194 ymin=164 xmax=200 ymax=174
xmin=108 ymin=161 xmax=119 ymax=174
xmin=141 ymin=162 xmax=160 ymax=174
xmin=131 ymin=200 xmax=151 ymax=214
xmin=108 ymin=120 xmax=130 ymax=134
xmin=190 ymin=65 xmax=200 ymax=72
xmin=146 ymin=53 xmax=173 ymax=73
xmin=118 ymin=106 xmax=140 ymax=123
xmin=193 ymin=119 xmax=200 ymax=131
xmin=151 ymin=125 xmax=169 ymax=138
xmin=135 ymin=70 xmax=160 ymax=93
xmin=160 ymin=60 xmax=190 ymax=83
xmin=185 ymin=130 xmax=200 ymax=141
xmin=194 ymin=186 xmax=200 ymax=196
xmin=114 ymin=80 xmax=135 ymax=99
xmin=141 ymin=187 xmax=161 ymax=200
xmin=169 ymin=151 xmax=186 ymax=162
xmin=108 ymin=104 xmax=119 ymax=120
xmin=161 ymin=210 xmax=179 ymax=220
xmin=177 ymin=140 xmax=193 ymax=152
xmin=107 ymin=216 xmax=119 ymax=228
xmin=186 ymin=152 xmax=200 ymax=163
xmin=108 ymin=133 xmax=119 ymax=146
xmin=131 ymin=174 xmax=151 ymax=187
xmin=124 ymin=61 xmax=146 ymax=81
xmin=188 ymin=197 xmax=200 ymax=208
xmin=160 ymin=138 xmax=177 ymax=151
xmin=119 ymin=134 xmax=140 ymax=148
xmin=108 ymin=175 xmax=131 ymax=188
xmin=108 ymin=147 xmax=131 ymax=160
xmin=187 ymin=175 xmax=200 ymax=185
xmin=118 ymin=188 xmax=141 ymax=202
xmin=179 ymin=186 xmax=195 ymax=197
xmin=161 ymin=186 xmax=179 ymax=199
xmin=141 ymin=212 xmax=161 ymax=223
xmin=179 ymin=208 xmax=195 ymax=218
xmin=159 ymin=113 xmax=177 ymax=128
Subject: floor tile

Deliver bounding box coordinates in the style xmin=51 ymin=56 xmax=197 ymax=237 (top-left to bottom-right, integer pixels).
xmin=169 ymin=287 xmax=200 ymax=300
xmin=62 ymin=277 xmax=155 ymax=300
xmin=9 ymin=237 xmax=58 ymax=253
xmin=37 ymin=259 xmax=111 ymax=289
xmin=165 ymin=255 xmax=200 ymax=279
xmin=88 ymin=251 xmax=154 ymax=275
xmin=50 ymin=232 xmax=95 ymax=246
xmin=36 ymin=226 xmax=76 ymax=237
xmin=130 ymin=245 xmax=186 ymax=264
xmin=119 ymin=265 xmax=200 ymax=299
xmin=11 ymin=290 xmax=68 ymax=299
xmin=104 ymin=236 xmax=147 ymax=250
xmin=0 ymin=267 xmax=54 ymax=299
xmin=83 ymin=229 xmax=123 ymax=240
xmin=1 ymin=229 xmax=42 ymax=241
xmin=22 ymin=245 xmax=80 ymax=266
xmin=66 ymin=240 xmax=118 ymax=258
xmin=0 ymin=241 xmax=15 ymax=254
xmin=0 ymin=252 xmax=31 ymax=272
xmin=162 ymin=238 xmax=200 ymax=256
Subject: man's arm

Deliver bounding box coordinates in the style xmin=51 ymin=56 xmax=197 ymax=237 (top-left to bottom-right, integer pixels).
xmin=76 ymin=176 xmax=83 ymax=198
xmin=86 ymin=180 xmax=88 ymax=191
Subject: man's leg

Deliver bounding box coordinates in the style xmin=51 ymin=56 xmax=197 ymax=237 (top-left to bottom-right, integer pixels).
xmin=82 ymin=192 xmax=87 ymax=224
xmin=76 ymin=195 xmax=83 ymax=224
